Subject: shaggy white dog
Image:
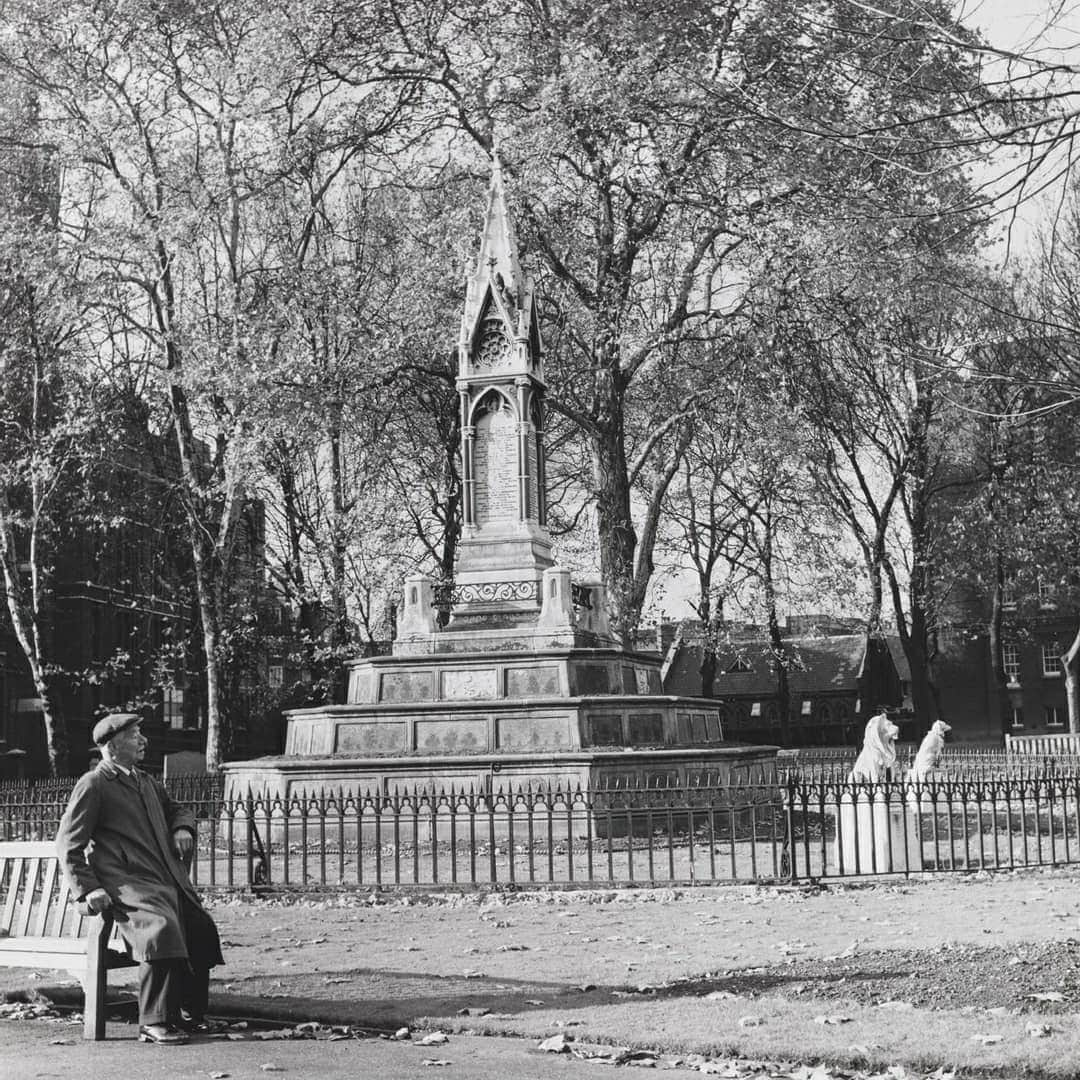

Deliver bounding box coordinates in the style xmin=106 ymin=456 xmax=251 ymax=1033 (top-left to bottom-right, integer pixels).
xmin=908 ymin=719 xmax=951 ymax=783
xmin=849 ymin=712 xmax=900 ymax=782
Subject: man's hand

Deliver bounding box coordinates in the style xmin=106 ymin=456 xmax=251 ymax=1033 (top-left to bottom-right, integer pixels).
xmin=84 ymin=887 xmax=112 ymax=914
xmin=173 ymin=828 xmax=193 ymax=861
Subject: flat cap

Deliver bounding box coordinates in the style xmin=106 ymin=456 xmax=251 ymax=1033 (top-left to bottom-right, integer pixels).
xmin=91 ymin=712 xmax=142 ymax=746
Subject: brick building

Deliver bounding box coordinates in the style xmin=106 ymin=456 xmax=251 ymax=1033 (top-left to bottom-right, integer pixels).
xmin=659 ymin=624 xmax=907 ymax=748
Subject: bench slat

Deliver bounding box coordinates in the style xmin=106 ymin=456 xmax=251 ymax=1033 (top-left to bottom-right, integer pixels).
xmin=14 ymin=857 xmax=41 ymax=938
xmin=49 ymin=878 xmax=74 ymax=938
xmin=0 ymin=858 xmax=23 ymax=934
xmin=34 ymin=860 xmax=58 ymax=937
xmin=0 ymin=842 xmax=56 ymax=859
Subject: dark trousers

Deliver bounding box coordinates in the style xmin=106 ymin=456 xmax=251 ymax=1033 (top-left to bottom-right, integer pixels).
xmin=138 ymin=958 xmax=209 ymax=1026
xmin=137 ymin=896 xmax=221 ymax=1027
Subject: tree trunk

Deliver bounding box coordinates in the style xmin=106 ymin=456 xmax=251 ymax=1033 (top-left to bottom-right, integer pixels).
xmin=195 ymin=575 xmax=225 ymax=771
xmin=905 ymin=610 xmax=939 ymax=729
xmin=0 ymin=499 xmax=67 ymax=774
xmin=698 ymin=593 xmax=722 ymax=698
xmin=988 ymin=551 xmax=1009 ymax=736
xmin=328 ymin=404 xmax=349 ymax=650
xmin=1062 ymin=625 xmax=1080 ymax=734
xmin=590 ymin=416 xmax=638 ymax=642
xmin=761 ymin=521 xmax=791 ymax=745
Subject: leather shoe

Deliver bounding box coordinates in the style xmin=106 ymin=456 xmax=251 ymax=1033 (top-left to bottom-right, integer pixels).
xmin=138 ymin=1024 xmax=189 ymax=1044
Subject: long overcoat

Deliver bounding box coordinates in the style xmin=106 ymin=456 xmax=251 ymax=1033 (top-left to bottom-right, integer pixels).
xmin=55 ymin=760 xmax=218 ymax=964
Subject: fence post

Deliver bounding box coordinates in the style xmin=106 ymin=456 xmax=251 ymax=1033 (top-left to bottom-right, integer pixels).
xmin=784 ymin=775 xmax=798 ymax=884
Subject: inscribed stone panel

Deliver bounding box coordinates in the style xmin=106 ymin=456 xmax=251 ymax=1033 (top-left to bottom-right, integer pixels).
xmin=676 ymin=712 xmax=692 ymax=744
xmin=496 ymin=715 xmax=571 ymax=750
xmin=347 ymin=668 xmax=374 ymax=703
xmin=505 ymin=665 xmax=560 ymax=698
xmin=379 ymin=671 xmax=433 ymax=703
xmin=475 ymin=400 xmax=518 ymax=524
xmin=634 ymin=668 xmax=651 ymax=694
xmin=585 ymin=713 xmax=623 ymax=746
xmin=335 ymin=722 xmax=408 ymax=754
xmin=414 ymin=718 xmax=488 ymax=752
xmin=628 ymin=713 xmax=664 ymax=744
xmin=441 ymin=668 xmax=499 ymax=700
xmin=574 ymin=664 xmax=611 ymax=695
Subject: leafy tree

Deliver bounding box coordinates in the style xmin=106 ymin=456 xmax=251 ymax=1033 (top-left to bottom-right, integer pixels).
xmin=382 ymin=0 xmax=1015 ymax=641
xmin=0 ymin=0 xmax=422 ymax=767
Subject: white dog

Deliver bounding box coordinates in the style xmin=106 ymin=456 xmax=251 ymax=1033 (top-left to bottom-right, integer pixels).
xmin=849 ymin=712 xmax=900 ymax=782
xmin=907 ymin=719 xmax=951 ymax=783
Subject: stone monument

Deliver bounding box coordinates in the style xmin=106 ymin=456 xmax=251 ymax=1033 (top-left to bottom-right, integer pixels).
xmin=835 ymin=713 xmax=921 ymax=873
xmin=223 ymin=158 xmax=778 ymax=800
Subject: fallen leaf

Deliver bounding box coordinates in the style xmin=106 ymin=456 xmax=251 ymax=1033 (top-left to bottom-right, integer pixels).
xmin=538 ymin=1034 xmax=572 ymax=1053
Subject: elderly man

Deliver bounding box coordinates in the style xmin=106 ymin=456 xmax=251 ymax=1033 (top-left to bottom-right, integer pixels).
xmin=55 ymin=713 xmax=223 ymax=1044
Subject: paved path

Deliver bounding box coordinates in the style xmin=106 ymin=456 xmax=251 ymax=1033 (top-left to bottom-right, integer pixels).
xmin=0 ymin=1018 xmax=633 ymax=1080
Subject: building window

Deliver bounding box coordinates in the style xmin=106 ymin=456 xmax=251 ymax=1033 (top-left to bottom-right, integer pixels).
xmin=1042 ymin=644 xmax=1062 ymax=678
xmin=1002 ymin=643 xmax=1020 ymax=686
xmin=269 ymin=664 xmax=284 ymax=689
xmin=726 ymin=656 xmax=752 ymax=674
xmin=1002 ymin=574 xmax=1017 ymax=610
xmin=1038 ymin=577 xmax=1057 ymax=609
xmin=1011 ymin=707 xmax=1024 ymax=729
xmin=163 ymin=685 xmax=185 ymax=731
xmin=1046 ymin=704 xmax=1065 ymax=728
xmin=800 ymin=699 xmax=812 ymax=716
xmin=750 ymin=701 xmax=761 ymax=717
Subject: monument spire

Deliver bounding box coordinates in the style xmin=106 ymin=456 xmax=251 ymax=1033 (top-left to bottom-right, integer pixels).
xmin=459 ymin=152 xmax=538 ymax=372
xmin=473 ymin=152 xmax=523 ymax=307
xmin=453 ymin=153 xmax=551 ymax=589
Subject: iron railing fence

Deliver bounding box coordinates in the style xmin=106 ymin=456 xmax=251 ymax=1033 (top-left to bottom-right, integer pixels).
xmin=779 ymin=748 xmax=1080 ymax=782
xmin=7 ymin=775 xmax=1080 ymax=890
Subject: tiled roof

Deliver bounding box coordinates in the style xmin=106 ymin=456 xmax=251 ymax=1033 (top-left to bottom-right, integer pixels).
xmin=883 ymin=634 xmax=912 ymax=681
xmin=664 ymin=634 xmax=869 ymax=697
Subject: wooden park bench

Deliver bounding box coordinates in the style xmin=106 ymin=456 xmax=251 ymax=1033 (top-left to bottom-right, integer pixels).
xmin=0 ymin=840 xmax=137 ymax=1040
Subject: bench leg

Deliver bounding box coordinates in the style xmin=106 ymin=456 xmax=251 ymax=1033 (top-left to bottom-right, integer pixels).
xmin=83 ymin=915 xmax=111 ymax=1040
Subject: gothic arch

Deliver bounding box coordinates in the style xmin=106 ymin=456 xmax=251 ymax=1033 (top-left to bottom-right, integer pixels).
xmin=468 ymin=387 xmax=517 ymax=427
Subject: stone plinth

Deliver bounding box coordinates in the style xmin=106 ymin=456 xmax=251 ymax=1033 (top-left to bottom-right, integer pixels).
xmin=223 ymin=745 xmax=777 ymax=802
xmin=833 ymin=793 xmax=922 ymax=874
